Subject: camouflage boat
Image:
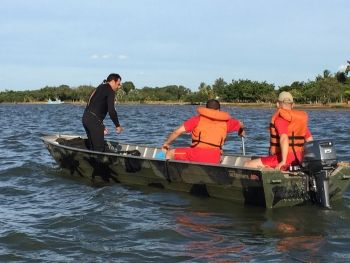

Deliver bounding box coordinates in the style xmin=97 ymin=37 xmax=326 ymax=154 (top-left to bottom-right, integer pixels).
xmin=42 ymin=134 xmax=350 ymax=209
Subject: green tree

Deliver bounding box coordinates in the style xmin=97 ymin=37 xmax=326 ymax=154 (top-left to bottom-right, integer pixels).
xmin=122 ymin=81 xmax=135 ymax=95
xmin=198 ymin=82 xmax=213 ymax=100
xmin=336 ymin=72 xmax=347 ymax=83
xmin=212 ymin=77 xmax=227 ymax=99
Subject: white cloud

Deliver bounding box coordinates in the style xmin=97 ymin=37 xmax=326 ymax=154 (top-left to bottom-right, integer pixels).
xmin=90 ymin=54 xmax=99 ymax=59
xmin=338 ymin=64 xmax=348 ymax=72
xmin=90 ymin=54 xmax=127 ymax=60
xmin=118 ymin=54 xmax=128 ymax=60
xmin=90 ymin=54 xmax=113 ymax=59
xmin=102 ymin=54 xmax=112 ymax=59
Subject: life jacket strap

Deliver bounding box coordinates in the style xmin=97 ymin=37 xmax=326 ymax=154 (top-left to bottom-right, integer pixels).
xmin=191 ymin=132 xmax=223 ymax=149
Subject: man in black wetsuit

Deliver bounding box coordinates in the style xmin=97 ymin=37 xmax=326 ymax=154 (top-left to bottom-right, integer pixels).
xmin=82 ymin=73 xmax=123 ymax=151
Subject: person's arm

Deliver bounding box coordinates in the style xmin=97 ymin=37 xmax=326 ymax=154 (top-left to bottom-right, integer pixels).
xmin=305 ymin=127 xmax=313 ymax=142
xmin=276 ymin=134 xmax=289 ymax=170
xmin=274 ymin=117 xmax=289 ymax=170
xmin=237 ymin=121 xmax=245 ymax=137
xmin=306 ymin=135 xmax=313 ymax=142
xmin=107 ymin=90 xmax=123 ymax=133
xmin=227 ymin=119 xmax=245 ymax=137
xmin=162 ymin=125 xmax=186 ymax=151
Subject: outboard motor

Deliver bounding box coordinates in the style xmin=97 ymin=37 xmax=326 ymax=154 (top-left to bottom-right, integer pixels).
xmin=302 ymin=140 xmax=337 ymax=208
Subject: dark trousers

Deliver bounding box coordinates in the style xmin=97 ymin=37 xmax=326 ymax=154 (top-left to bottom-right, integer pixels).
xmin=82 ymin=110 xmax=105 ymax=152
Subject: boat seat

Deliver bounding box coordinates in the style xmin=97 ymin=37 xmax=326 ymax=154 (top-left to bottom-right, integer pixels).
xmin=221 ymin=155 xmax=248 ymax=166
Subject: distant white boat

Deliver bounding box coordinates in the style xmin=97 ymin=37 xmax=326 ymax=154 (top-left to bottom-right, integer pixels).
xmin=47 ymin=98 xmax=64 ymax=104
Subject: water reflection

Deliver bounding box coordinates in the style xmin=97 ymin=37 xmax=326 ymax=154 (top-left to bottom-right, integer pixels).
xmin=175 ymin=212 xmax=249 ymax=262
xmin=169 ymin=196 xmax=350 ymax=262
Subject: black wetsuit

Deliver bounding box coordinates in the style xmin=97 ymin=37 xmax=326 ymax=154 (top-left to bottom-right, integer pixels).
xmin=82 ymin=83 xmax=120 ymax=151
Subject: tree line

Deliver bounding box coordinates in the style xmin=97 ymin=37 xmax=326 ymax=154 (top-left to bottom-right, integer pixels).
xmin=1 ymin=69 xmax=350 ymax=104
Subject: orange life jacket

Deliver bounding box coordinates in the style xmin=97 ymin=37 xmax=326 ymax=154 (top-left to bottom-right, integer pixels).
xmin=191 ymin=107 xmax=230 ymax=149
xmin=269 ymin=108 xmax=308 ymax=157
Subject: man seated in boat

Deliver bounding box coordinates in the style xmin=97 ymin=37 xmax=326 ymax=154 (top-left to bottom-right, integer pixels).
xmin=244 ymin=91 xmax=313 ymax=171
xmin=161 ymin=99 xmax=245 ymax=164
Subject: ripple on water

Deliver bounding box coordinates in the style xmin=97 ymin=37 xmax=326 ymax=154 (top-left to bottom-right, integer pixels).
xmin=0 ymin=104 xmax=350 ymax=262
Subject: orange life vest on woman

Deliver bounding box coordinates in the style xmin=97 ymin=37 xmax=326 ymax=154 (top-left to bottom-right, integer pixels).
xmin=269 ymin=108 xmax=308 ymax=156
xmin=191 ymin=107 xmax=230 ymax=149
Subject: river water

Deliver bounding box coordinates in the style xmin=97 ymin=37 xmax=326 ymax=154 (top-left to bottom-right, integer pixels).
xmin=0 ymin=103 xmax=350 ymax=262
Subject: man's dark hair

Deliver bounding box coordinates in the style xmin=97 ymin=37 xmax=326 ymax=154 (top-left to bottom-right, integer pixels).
xmin=105 ymin=73 xmax=121 ymax=83
xmin=206 ymin=99 xmax=220 ymax=110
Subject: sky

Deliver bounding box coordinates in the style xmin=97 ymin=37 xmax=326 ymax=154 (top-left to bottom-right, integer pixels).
xmin=0 ymin=0 xmax=349 ymax=91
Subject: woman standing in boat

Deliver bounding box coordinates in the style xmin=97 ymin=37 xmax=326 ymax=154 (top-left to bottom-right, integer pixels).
xmin=82 ymin=73 xmax=123 ymax=151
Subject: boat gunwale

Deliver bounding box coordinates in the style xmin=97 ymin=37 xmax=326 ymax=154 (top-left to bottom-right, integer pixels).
xmin=41 ymin=134 xmax=263 ymax=171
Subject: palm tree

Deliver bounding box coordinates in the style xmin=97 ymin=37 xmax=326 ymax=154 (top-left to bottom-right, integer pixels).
xmin=345 ymin=60 xmax=350 ymax=75
xmin=323 ymin=69 xmax=331 ymax=78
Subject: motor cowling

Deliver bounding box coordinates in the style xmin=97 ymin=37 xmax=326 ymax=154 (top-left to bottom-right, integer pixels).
xmin=302 ymin=140 xmax=337 ymax=208
xmin=302 ymin=140 xmax=337 ymax=172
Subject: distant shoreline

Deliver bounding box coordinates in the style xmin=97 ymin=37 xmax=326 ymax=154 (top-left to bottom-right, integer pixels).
xmin=2 ymin=101 xmax=350 ymax=109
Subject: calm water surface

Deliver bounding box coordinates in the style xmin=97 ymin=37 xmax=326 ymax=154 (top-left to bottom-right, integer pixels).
xmin=0 ymin=104 xmax=350 ymax=262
